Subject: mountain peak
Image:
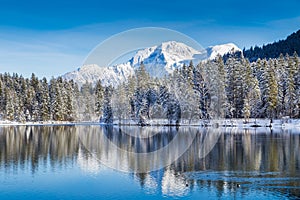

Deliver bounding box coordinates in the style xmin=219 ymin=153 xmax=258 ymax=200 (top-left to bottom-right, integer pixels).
xmin=130 ymin=41 xmax=204 ymax=75
xmin=159 ymin=41 xmax=202 ymax=60
xmin=206 ymin=43 xmax=241 ymax=60
xmin=63 ymin=41 xmax=241 ymax=87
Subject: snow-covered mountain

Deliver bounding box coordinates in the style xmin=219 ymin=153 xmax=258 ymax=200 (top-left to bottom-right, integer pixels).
xmin=128 ymin=41 xmax=206 ymax=76
xmin=62 ymin=41 xmax=241 ymax=87
xmin=206 ymin=43 xmax=241 ymax=60
xmin=63 ymin=63 xmax=134 ymax=87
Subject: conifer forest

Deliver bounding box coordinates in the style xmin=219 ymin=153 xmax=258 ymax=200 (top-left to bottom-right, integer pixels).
xmin=0 ymin=52 xmax=299 ymax=125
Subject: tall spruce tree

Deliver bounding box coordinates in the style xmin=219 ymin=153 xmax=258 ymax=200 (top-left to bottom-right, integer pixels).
xmin=94 ymin=80 xmax=104 ymax=118
xmin=101 ymin=86 xmax=113 ymax=124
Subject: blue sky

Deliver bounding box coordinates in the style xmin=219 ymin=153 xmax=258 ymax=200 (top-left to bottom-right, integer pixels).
xmin=0 ymin=0 xmax=299 ymax=78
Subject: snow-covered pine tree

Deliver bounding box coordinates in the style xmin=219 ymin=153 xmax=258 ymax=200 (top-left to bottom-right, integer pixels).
xmin=24 ymin=85 xmax=36 ymax=121
xmin=268 ymin=62 xmax=279 ymax=120
xmin=205 ymin=59 xmax=221 ymax=119
xmin=248 ymin=76 xmax=261 ymax=118
xmin=132 ymin=87 xmax=142 ymax=120
xmin=31 ymin=99 xmax=39 ymax=121
xmin=225 ymin=54 xmax=244 ymax=118
xmin=256 ymin=59 xmax=268 ymax=118
xmin=72 ymin=81 xmax=80 ymax=119
xmin=101 ymin=86 xmax=113 ymax=124
xmin=4 ymin=88 xmax=14 ymax=121
xmin=293 ymin=52 xmax=300 ymax=118
xmin=241 ymin=57 xmax=261 ymax=120
xmin=40 ymin=77 xmax=50 ymax=121
xmin=126 ymin=75 xmax=137 ymax=119
xmin=136 ymin=61 xmax=150 ymax=90
xmin=64 ymin=80 xmax=75 ymax=121
xmin=215 ymin=55 xmax=227 ymax=119
xmin=187 ymin=61 xmax=194 ymax=87
xmin=80 ymin=81 xmax=93 ymax=121
xmin=242 ymin=58 xmax=254 ymax=119
xmin=25 ymin=109 xmax=31 ymax=121
xmin=49 ymin=78 xmax=64 ymax=121
xmin=18 ymin=76 xmax=27 ymax=122
xmin=274 ymin=54 xmax=287 ymax=118
xmin=194 ymin=63 xmax=210 ymax=119
xmin=94 ymin=80 xmax=104 ymax=118
xmin=49 ymin=78 xmax=56 ymax=120
xmin=60 ymin=80 xmax=69 ymax=121
xmin=174 ymin=63 xmax=199 ymax=122
xmin=137 ymin=96 xmax=149 ymax=126
xmin=285 ymin=54 xmax=297 ymax=117
xmin=112 ymin=82 xmax=129 ymax=123
xmin=242 ymin=97 xmax=250 ymax=122
xmin=158 ymin=86 xmax=181 ymax=125
xmin=0 ymin=79 xmax=3 ymax=118
xmin=30 ymin=73 xmax=41 ymax=121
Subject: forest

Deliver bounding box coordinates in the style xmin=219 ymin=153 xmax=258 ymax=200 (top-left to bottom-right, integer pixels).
xmin=243 ymin=29 xmax=300 ymax=62
xmin=0 ymin=52 xmax=299 ymax=125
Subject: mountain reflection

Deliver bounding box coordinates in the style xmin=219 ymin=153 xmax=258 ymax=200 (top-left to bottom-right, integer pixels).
xmin=0 ymin=125 xmax=299 ymax=198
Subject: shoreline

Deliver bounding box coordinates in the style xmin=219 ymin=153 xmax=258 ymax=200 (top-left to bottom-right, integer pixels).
xmin=0 ymin=118 xmax=300 ymax=128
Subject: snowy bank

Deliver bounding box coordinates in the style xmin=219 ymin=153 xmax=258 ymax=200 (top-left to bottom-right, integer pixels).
xmin=0 ymin=120 xmax=76 ymax=126
xmin=1 ymin=118 xmax=300 ymax=129
xmin=112 ymin=118 xmax=300 ymax=128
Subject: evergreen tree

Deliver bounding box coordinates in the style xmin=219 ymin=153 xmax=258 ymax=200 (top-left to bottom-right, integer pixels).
xmin=275 ymin=54 xmax=288 ymax=117
xmin=293 ymin=52 xmax=300 ymax=117
xmin=64 ymin=81 xmax=75 ymax=121
xmin=31 ymin=99 xmax=40 ymax=121
xmin=136 ymin=62 xmax=150 ymax=90
xmin=285 ymin=54 xmax=297 ymax=117
xmin=49 ymin=78 xmax=64 ymax=121
xmin=112 ymin=82 xmax=129 ymax=122
xmin=259 ymin=60 xmax=278 ymax=119
xmin=158 ymin=86 xmax=181 ymax=125
xmin=0 ymin=79 xmax=4 ymax=117
xmin=94 ymin=80 xmax=104 ymax=118
xmin=173 ymin=64 xmax=199 ymax=122
xmin=80 ymin=81 xmax=94 ymax=121
xmin=4 ymin=88 xmax=14 ymax=121
xmin=215 ymin=56 xmax=227 ymax=118
xmin=40 ymin=78 xmax=50 ymax=121
xmin=242 ymin=97 xmax=250 ymax=122
xmin=193 ymin=63 xmax=210 ymax=119
xmin=101 ymin=86 xmax=113 ymax=124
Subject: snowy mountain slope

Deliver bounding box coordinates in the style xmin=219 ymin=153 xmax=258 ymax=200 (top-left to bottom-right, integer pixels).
xmin=63 ymin=63 xmax=134 ymax=87
xmin=129 ymin=41 xmax=206 ymax=76
xmin=62 ymin=41 xmax=240 ymax=87
xmin=206 ymin=43 xmax=241 ymax=60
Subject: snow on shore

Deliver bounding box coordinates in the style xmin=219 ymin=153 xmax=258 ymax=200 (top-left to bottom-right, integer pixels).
xmin=1 ymin=118 xmax=300 ymax=129
xmin=0 ymin=120 xmax=76 ymax=126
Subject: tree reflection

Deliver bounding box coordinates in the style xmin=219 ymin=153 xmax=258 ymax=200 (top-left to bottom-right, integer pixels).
xmin=0 ymin=126 xmax=79 ymax=173
xmin=0 ymin=126 xmax=299 ymax=198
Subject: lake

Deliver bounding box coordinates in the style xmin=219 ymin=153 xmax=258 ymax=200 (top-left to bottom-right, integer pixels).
xmin=0 ymin=125 xmax=299 ymax=199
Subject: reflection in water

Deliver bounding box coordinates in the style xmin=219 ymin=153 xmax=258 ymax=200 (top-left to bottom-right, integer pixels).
xmin=77 ymin=148 xmax=101 ymax=174
xmin=78 ymin=126 xmax=209 ymax=173
xmin=0 ymin=125 xmax=299 ymax=199
xmin=0 ymin=126 xmax=79 ymax=174
xmin=161 ymin=167 xmax=189 ymax=197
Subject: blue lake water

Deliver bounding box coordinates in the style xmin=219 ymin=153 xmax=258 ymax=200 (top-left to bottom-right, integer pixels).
xmin=0 ymin=125 xmax=299 ymax=199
